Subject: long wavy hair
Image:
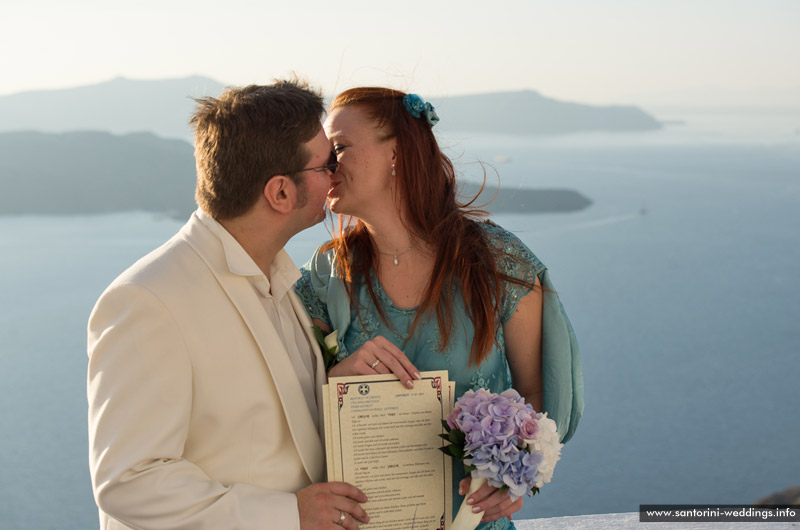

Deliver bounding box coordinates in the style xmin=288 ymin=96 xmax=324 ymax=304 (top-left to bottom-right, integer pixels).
xmin=325 ymin=87 xmax=536 ymax=365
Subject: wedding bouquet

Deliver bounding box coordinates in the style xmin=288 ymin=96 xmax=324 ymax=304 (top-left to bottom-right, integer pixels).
xmin=440 ymin=388 xmax=562 ymax=530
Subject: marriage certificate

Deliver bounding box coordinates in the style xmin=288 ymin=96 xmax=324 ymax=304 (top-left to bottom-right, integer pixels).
xmin=322 ymin=370 xmax=454 ymax=530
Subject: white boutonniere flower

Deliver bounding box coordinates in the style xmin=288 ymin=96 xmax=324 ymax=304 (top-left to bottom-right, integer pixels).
xmin=312 ymin=325 xmax=339 ymax=371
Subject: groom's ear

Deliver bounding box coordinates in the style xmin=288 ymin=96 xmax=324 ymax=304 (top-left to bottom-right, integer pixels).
xmin=263 ymin=175 xmax=297 ymax=214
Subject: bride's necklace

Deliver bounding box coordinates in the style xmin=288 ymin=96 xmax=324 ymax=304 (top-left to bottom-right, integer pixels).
xmin=377 ymin=245 xmax=413 ymax=266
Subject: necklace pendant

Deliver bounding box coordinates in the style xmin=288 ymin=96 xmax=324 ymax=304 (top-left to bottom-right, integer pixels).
xmin=393 ymin=255 xmax=399 ymax=266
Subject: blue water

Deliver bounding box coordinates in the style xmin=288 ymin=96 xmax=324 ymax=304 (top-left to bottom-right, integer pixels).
xmin=1 ymin=110 xmax=799 ymax=528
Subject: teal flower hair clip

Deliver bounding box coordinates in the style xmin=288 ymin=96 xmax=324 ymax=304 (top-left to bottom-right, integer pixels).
xmin=402 ymin=93 xmax=440 ymax=127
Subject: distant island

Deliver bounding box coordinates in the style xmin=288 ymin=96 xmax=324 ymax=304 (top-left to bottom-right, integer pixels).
xmin=0 ymin=131 xmax=591 ymax=218
xmin=436 ymin=90 xmax=661 ymax=135
xmin=0 ymin=76 xmax=660 ymax=139
xmin=458 ymin=182 xmax=592 ymax=214
xmin=0 ymin=76 xmax=224 ymax=142
xmin=0 ymin=131 xmax=197 ymax=217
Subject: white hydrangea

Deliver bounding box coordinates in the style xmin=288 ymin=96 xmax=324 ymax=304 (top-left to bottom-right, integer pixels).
xmin=524 ymin=412 xmax=563 ymax=488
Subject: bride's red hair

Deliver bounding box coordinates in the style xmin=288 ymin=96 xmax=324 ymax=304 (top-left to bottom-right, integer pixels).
xmin=325 ymin=87 xmax=534 ymax=365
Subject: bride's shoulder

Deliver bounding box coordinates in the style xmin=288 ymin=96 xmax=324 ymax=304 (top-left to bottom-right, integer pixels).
xmin=473 ymin=220 xmax=546 ymax=275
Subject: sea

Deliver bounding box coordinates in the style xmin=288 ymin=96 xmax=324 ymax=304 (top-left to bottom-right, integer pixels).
xmin=1 ymin=107 xmax=799 ymax=528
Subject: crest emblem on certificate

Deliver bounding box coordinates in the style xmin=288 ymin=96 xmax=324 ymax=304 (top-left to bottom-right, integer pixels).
xmin=358 ymin=384 xmax=370 ymax=395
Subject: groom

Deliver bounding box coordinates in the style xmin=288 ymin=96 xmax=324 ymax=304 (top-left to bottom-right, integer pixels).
xmin=87 ymin=80 xmax=368 ymax=530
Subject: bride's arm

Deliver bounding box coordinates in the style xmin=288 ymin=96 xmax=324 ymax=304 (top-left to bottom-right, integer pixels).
xmin=503 ymin=276 xmax=544 ymax=412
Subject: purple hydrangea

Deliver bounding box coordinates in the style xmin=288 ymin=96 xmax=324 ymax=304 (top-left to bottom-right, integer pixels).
xmin=443 ymin=388 xmax=561 ymax=501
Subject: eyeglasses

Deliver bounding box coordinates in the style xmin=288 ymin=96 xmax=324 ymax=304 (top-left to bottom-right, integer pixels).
xmin=282 ymin=151 xmax=338 ymax=176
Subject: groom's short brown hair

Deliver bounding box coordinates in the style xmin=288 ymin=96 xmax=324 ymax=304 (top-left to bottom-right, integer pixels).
xmin=190 ymin=79 xmax=324 ymax=220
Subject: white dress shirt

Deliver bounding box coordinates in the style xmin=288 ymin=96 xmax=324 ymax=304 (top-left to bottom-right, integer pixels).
xmin=198 ymin=210 xmax=318 ymax=425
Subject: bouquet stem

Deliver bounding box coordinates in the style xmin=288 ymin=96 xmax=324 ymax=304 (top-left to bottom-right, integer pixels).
xmin=451 ymin=476 xmax=487 ymax=530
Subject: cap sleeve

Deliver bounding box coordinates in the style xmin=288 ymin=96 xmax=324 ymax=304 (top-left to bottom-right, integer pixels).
xmin=481 ymin=222 xmax=546 ymax=322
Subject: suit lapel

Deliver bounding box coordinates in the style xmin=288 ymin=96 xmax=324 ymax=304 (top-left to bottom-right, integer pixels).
xmin=181 ymin=213 xmax=324 ymax=483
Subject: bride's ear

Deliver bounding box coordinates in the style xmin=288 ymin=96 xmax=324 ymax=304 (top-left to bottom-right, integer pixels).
xmin=263 ymin=175 xmax=297 ymax=214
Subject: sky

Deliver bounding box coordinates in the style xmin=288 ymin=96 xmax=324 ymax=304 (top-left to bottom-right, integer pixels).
xmin=2 ymin=0 xmax=799 ymax=107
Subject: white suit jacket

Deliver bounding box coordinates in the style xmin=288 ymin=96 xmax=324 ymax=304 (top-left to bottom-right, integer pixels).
xmin=87 ymin=211 xmax=326 ymax=530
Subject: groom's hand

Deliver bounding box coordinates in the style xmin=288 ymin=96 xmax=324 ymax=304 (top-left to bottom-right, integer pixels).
xmin=328 ymin=335 xmax=421 ymax=389
xmin=459 ymin=477 xmax=524 ymax=523
xmin=297 ymin=482 xmax=368 ymax=529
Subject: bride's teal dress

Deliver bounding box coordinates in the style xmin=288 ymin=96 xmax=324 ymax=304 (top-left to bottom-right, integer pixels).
xmin=296 ymin=221 xmax=583 ymax=530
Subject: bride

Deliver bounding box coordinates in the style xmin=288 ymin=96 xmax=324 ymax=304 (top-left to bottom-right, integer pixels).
xmin=296 ymin=87 xmax=583 ymax=529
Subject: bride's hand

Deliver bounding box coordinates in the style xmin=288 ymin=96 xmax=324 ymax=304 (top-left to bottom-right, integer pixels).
xmin=459 ymin=477 xmax=524 ymax=523
xmin=328 ymin=335 xmax=421 ymax=388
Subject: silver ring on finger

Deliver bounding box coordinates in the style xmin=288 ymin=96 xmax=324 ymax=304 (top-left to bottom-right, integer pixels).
xmin=370 ymin=358 xmax=381 ymax=369
xmin=338 ymin=510 xmax=346 ymax=525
